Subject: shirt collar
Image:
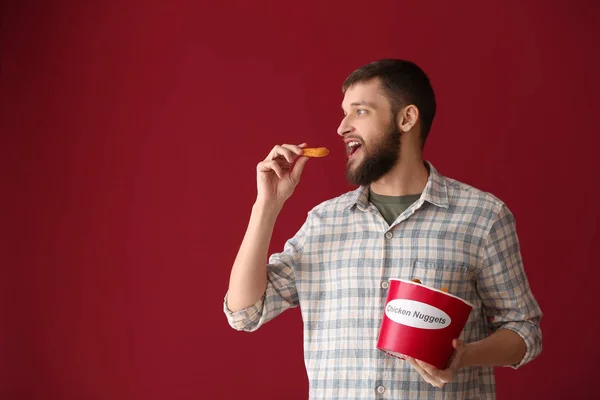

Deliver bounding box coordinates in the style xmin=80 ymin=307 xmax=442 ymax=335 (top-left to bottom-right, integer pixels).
xmin=345 ymin=161 xmax=449 ymax=211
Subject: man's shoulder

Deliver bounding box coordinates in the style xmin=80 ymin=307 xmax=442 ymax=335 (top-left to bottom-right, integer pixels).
xmin=442 ymin=174 xmax=506 ymax=214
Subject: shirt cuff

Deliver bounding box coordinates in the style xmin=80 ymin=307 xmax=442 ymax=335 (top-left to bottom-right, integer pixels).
xmin=496 ymin=321 xmax=542 ymax=369
xmin=223 ymin=292 xmax=265 ymax=332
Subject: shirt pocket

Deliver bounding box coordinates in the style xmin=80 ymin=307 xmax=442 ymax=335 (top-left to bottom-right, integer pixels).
xmin=408 ymin=260 xmax=475 ymax=303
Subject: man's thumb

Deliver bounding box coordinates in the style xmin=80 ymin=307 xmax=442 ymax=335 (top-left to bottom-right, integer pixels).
xmin=291 ymin=156 xmax=309 ymax=182
xmin=453 ymin=339 xmax=464 ymax=350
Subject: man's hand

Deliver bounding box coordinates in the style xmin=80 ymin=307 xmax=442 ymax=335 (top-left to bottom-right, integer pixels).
xmin=406 ymin=339 xmax=466 ymax=388
xmin=256 ymin=143 xmax=309 ymax=207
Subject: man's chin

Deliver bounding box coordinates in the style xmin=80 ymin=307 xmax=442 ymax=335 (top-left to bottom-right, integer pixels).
xmin=345 ymin=162 xmax=357 ymax=176
xmin=345 ymin=168 xmax=364 ymax=186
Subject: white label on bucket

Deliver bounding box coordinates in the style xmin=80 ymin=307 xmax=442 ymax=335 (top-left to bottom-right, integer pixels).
xmin=385 ymin=299 xmax=451 ymax=330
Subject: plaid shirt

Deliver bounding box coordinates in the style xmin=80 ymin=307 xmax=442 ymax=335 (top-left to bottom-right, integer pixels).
xmin=224 ymin=162 xmax=543 ymax=399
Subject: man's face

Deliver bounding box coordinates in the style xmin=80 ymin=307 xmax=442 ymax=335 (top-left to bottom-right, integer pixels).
xmin=338 ymin=79 xmax=400 ymax=186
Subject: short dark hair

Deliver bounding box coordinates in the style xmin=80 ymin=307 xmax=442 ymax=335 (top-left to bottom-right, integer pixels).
xmin=342 ymin=59 xmax=436 ymax=145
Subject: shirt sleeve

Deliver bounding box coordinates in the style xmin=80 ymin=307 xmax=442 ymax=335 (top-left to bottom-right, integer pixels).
xmin=476 ymin=204 xmax=543 ymax=369
xmin=223 ymin=218 xmax=308 ymax=332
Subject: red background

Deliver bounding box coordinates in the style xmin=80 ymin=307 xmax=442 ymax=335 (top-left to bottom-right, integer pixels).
xmin=2 ymin=1 xmax=599 ymax=399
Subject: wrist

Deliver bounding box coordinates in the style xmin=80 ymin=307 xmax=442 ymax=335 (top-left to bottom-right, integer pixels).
xmin=253 ymin=199 xmax=284 ymax=218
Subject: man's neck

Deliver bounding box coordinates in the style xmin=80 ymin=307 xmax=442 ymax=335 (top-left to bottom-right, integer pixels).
xmin=369 ymin=156 xmax=429 ymax=197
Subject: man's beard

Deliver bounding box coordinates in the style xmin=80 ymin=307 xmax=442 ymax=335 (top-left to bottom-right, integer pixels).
xmin=345 ymin=120 xmax=401 ymax=186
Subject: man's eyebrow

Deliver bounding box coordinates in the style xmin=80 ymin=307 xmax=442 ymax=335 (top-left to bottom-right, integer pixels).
xmin=341 ymin=101 xmax=377 ymax=110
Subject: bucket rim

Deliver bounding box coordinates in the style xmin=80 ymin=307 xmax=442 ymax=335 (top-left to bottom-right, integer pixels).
xmin=388 ymin=278 xmax=474 ymax=308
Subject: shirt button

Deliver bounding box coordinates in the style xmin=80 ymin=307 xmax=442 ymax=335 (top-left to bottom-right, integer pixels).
xmin=385 ymin=231 xmax=393 ymax=239
xmin=381 ymin=281 xmax=389 ymax=289
xmin=377 ymin=385 xmax=386 ymax=394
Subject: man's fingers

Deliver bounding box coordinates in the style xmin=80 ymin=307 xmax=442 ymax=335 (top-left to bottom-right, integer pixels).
xmin=267 ymin=144 xmax=302 ymax=163
xmin=258 ymin=143 xmax=314 ymax=186
xmin=281 ymin=143 xmax=305 ymax=156
xmin=407 ymin=358 xmax=444 ymax=388
xmin=257 ymin=160 xmax=284 ymax=179
xmin=415 ymin=359 xmax=454 ymax=385
xmin=415 ymin=359 xmax=439 ymax=377
xmin=290 ymin=154 xmax=309 ymax=183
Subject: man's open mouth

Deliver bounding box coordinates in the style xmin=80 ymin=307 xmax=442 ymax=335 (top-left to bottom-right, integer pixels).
xmin=347 ymin=140 xmax=362 ymax=157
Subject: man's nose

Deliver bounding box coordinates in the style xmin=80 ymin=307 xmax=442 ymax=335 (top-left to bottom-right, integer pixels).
xmin=337 ymin=117 xmax=352 ymax=137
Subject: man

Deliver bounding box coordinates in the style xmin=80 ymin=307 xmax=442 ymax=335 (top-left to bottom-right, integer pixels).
xmin=223 ymin=59 xmax=542 ymax=399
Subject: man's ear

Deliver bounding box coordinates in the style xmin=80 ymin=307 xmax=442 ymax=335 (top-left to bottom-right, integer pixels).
xmin=397 ymin=105 xmax=419 ymax=133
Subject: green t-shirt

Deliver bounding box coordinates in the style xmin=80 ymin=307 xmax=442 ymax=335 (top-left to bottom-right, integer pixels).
xmin=369 ymin=188 xmax=422 ymax=226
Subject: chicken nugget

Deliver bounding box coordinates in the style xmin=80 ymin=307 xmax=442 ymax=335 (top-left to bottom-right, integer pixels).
xmin=302 ymin=147 xmax=329 ymax=157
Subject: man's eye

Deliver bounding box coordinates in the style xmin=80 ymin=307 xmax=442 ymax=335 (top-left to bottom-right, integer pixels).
xmin=357 ymin=109 xmax=367 ymax=116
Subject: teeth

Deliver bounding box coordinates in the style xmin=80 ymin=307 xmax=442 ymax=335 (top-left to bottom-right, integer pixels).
xmin=348 ymin=141 xmax=361 ymax=148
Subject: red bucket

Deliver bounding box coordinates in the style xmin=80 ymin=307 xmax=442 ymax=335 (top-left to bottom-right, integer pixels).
xmin=376 ymin=278 xmax=473 ymax=369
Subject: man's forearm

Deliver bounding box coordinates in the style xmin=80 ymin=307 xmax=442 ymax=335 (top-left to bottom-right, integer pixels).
xmin=226 ymin=200 xmax=282 ymax=312
xmin=460 ymin=329 xmax=527 ymax=369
